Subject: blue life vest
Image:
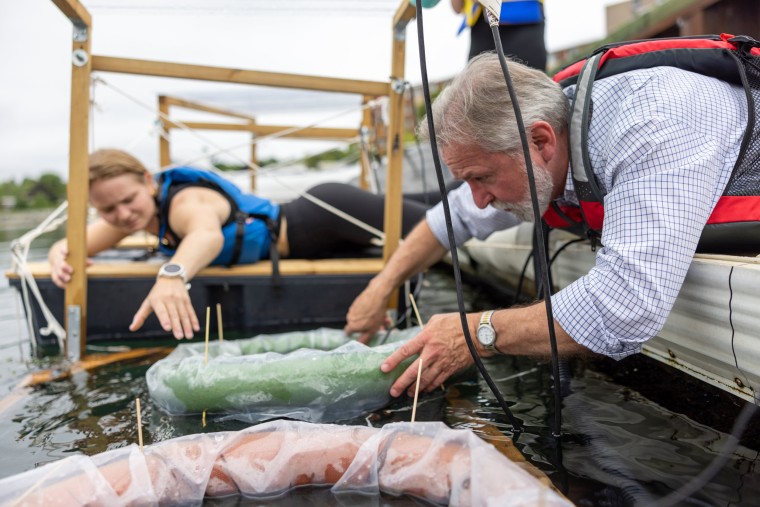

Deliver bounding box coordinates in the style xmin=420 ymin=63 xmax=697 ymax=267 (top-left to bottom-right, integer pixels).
xmin=457 ymin=0 xmax=543 ymax=35
xmin=155 ymin=167 xmax=280 ymax=266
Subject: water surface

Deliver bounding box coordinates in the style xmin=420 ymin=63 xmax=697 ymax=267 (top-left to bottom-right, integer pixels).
xmin=1 ymin=223 xmax=759 ymax=506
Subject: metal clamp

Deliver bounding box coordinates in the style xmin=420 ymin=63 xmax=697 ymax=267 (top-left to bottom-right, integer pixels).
xmin=66 ymin=305 xmax=81 ymax=361
xmin=73 ymin=22 xmax=88 ymax=42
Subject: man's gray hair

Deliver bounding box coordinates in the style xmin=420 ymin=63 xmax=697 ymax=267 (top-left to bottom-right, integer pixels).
xmin=419 ymin=53 xmax=568 ymax=154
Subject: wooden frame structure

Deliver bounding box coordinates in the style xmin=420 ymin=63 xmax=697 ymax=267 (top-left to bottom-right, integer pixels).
xmin=158 ymin=95 xmax=365 ymax=192
xmin=50 ymin=0 xmax=419 ymax=361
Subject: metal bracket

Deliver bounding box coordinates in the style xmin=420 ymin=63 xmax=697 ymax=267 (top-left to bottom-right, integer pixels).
xmin=391 ymin=78 xmax=407 ymax=95
xmin=73 ymin=22 xmax=88 ymax=42
xmin=72 ymin=49 xmax=89 ymax=67
xmin=66 ymin=305 xmax=81 ymax=362
xmin=393 ymin=24 xmax=407 ymax=41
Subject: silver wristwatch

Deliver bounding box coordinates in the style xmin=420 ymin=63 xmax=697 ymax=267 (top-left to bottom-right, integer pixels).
xmin=157 ymin=262 xmax=190 ymax=289
xmin=476 ymin=310 xmax=496 ymax=351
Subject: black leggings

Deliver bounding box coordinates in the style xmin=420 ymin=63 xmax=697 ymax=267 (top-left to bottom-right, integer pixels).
xmin=281 ymin=183 xmax=430 ymax=259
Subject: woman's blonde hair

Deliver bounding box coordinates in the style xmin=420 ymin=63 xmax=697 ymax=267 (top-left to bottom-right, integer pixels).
xmin=89 ymin=149 xmax=149 ymax=184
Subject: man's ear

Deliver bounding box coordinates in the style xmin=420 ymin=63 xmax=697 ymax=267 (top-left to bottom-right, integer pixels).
xmin=529 ymin=121 xmax=556 ymax=163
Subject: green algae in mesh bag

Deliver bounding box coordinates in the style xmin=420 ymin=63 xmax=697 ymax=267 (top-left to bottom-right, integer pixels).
xmin=146 ymin=327 xmax=419 ymax=422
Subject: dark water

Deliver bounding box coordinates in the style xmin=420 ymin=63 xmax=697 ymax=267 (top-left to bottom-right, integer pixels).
xmin=1 ymin=225 xmax=760 ymax=506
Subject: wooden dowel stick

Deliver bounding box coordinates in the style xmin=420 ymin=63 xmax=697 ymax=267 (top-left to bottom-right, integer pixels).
xmin=203 ymin=306 xmax=210 ymax=428
xmin=216 ymin=303 xmax=223 ymax=342
xmin=135 ymin=398 xmax=144 ymax=451
xmin=409 ymin=294 xmax=424 ymax=423
xmin=204 ymin=306 xmax=210 ymax=364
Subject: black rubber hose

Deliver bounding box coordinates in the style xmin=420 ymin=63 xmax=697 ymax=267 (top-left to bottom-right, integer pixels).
xmin=487 ymin=14 xmax=563 ymax=439
xmin=415 ymin=3 xmax=522 ymax=432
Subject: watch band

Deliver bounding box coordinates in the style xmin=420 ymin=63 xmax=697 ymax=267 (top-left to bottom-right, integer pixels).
xmin=476 ymin=310 xmax=497 ymax=351
xmin=479 ymin=310 xmax=495 ymax=327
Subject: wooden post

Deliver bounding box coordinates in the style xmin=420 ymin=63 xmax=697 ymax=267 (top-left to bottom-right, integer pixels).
xmin=358 ymin=96 xmax=373 ymax=191
xmin=52 ymin=0 xmax=93 ymax=360
xmin=249 ymin=119 xmax=257 ymax=192
xmin=158 ymin=95 xmax=171 ymax=168
xmin=383 ymin=3 xmax=416 ymax=311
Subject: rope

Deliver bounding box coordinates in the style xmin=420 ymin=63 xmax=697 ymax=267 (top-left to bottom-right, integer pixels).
xmin=94 ymin=76 xmax=387 ymax=241
xmin=9 ymin=202 xmax=69 ymax=351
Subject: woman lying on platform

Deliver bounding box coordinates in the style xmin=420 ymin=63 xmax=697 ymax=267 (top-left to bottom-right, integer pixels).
xmin=48 ymin=148 xmax=429 ymax=340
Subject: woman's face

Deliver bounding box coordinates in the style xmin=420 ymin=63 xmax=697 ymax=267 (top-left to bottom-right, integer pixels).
xmin=90 ymin=173 xmax=156 ymax=233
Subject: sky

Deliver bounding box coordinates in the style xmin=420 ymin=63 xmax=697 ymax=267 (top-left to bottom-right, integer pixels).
xmin=0 ymin=0 xmax=622 ymax=181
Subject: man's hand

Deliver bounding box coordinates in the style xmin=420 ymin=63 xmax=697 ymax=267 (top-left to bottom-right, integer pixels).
xmin=344 ymin=284 xmax=390 ymax=343
xmin=130 ymin=277 xmax=199 ymax=339
xmin=381 ymin=312 xmax=482 ymax=397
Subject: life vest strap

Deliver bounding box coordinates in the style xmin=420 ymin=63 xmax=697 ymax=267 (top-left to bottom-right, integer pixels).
xmin=231 ymin=210 xmax=282 ymax=288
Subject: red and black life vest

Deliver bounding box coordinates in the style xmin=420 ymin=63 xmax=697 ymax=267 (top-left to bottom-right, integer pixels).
xmin=542 ymin=34 xmax=760 ymax=253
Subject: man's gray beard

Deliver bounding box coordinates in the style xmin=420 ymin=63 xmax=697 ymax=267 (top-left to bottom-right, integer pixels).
xmin=491 ymin=163 xmax=554 ymax=222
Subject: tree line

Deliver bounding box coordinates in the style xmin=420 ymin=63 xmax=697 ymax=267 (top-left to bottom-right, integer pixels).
xmin=0 ymin=173 xmax=67 ymax=210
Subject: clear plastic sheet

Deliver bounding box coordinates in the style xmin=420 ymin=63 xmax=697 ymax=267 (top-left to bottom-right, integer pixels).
xmin=146 ymin=328 xmax=419 ymax=422
xmin=0 ymin=420 xmax=572 ymax=506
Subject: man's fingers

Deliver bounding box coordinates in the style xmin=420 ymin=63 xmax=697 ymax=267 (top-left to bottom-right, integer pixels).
xmin=390 ymin=358 xmax=427 ymax=398
xmin=381 ymin=338 xmax=424 ymax=375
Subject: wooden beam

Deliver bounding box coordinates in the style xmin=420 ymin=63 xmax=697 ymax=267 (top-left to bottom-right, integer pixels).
xmin=58 ymin=1 xmax=92 ymax=361
xmin=393 ymin=0 xmax=417 ymax=31
xmin=50 ymin=0 xmax=91 ymax=26
xmin=92 ymin=55 xmax=389 ymax=96
xmin=162 ymin=95 xmax=256 ymax=122
xmin=249 ymin=124 xmax=358 ymax=140
xmin=10 ymin=258 xmax=385 ymax=279
xmin=164 ymin=120 xmax=358 ymax=140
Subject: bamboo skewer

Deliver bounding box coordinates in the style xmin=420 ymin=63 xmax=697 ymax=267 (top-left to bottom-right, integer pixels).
xmin=409 ymin=294 xmax=425 ymax=423
xmin=135 ymin=398 xmax=144 ymax=451
xmin=203 ymin=306 xmax=210 ymax=428
xmin=216 ymin=303 xmax=224 ymax=342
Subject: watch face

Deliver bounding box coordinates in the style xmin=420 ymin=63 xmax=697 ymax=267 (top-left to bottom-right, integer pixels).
xmin=163 ymin=264 xmax=182 ymax=274
xmin=477 ymin=325 xmax=496 ymax=346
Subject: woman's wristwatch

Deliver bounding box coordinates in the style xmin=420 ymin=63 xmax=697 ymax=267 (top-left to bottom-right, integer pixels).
xmin=157 ymin=262 xmax=191 ymax=290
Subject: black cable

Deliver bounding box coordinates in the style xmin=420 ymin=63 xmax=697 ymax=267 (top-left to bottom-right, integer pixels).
xmin=415 ymin=3 xmax=522 ymax=431
xmin=487 ymin=13 xmax=563 ymax=439
xmin=377 ymin=271 xmax=426 ymax=345
xmin=513 ymin=249 xmax=534 ymax=306
xmin=548 ymin=238 xmax=587 ymax=268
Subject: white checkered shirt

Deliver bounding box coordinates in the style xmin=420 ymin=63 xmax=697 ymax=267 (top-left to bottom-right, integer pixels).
xmin=426 ymin=67 xmax=747 ymax=358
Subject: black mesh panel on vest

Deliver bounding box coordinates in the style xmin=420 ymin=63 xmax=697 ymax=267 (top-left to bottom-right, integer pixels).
xmin=726 ymin=54 xmax=760 ymax=196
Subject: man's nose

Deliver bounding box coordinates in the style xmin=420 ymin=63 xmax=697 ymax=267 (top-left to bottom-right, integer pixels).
xmin=468 ymin=182 xmax=491 ymax=209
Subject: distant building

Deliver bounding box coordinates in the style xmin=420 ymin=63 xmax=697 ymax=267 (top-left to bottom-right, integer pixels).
xmin=549 ymin=0 xmax=760 ymax=72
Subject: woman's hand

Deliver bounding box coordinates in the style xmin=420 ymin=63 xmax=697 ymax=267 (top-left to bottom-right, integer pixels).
xmin=49 ymin=243 xmax=93 ymax=288
xmin=130 ymin=277 xmax=199 ymax=339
